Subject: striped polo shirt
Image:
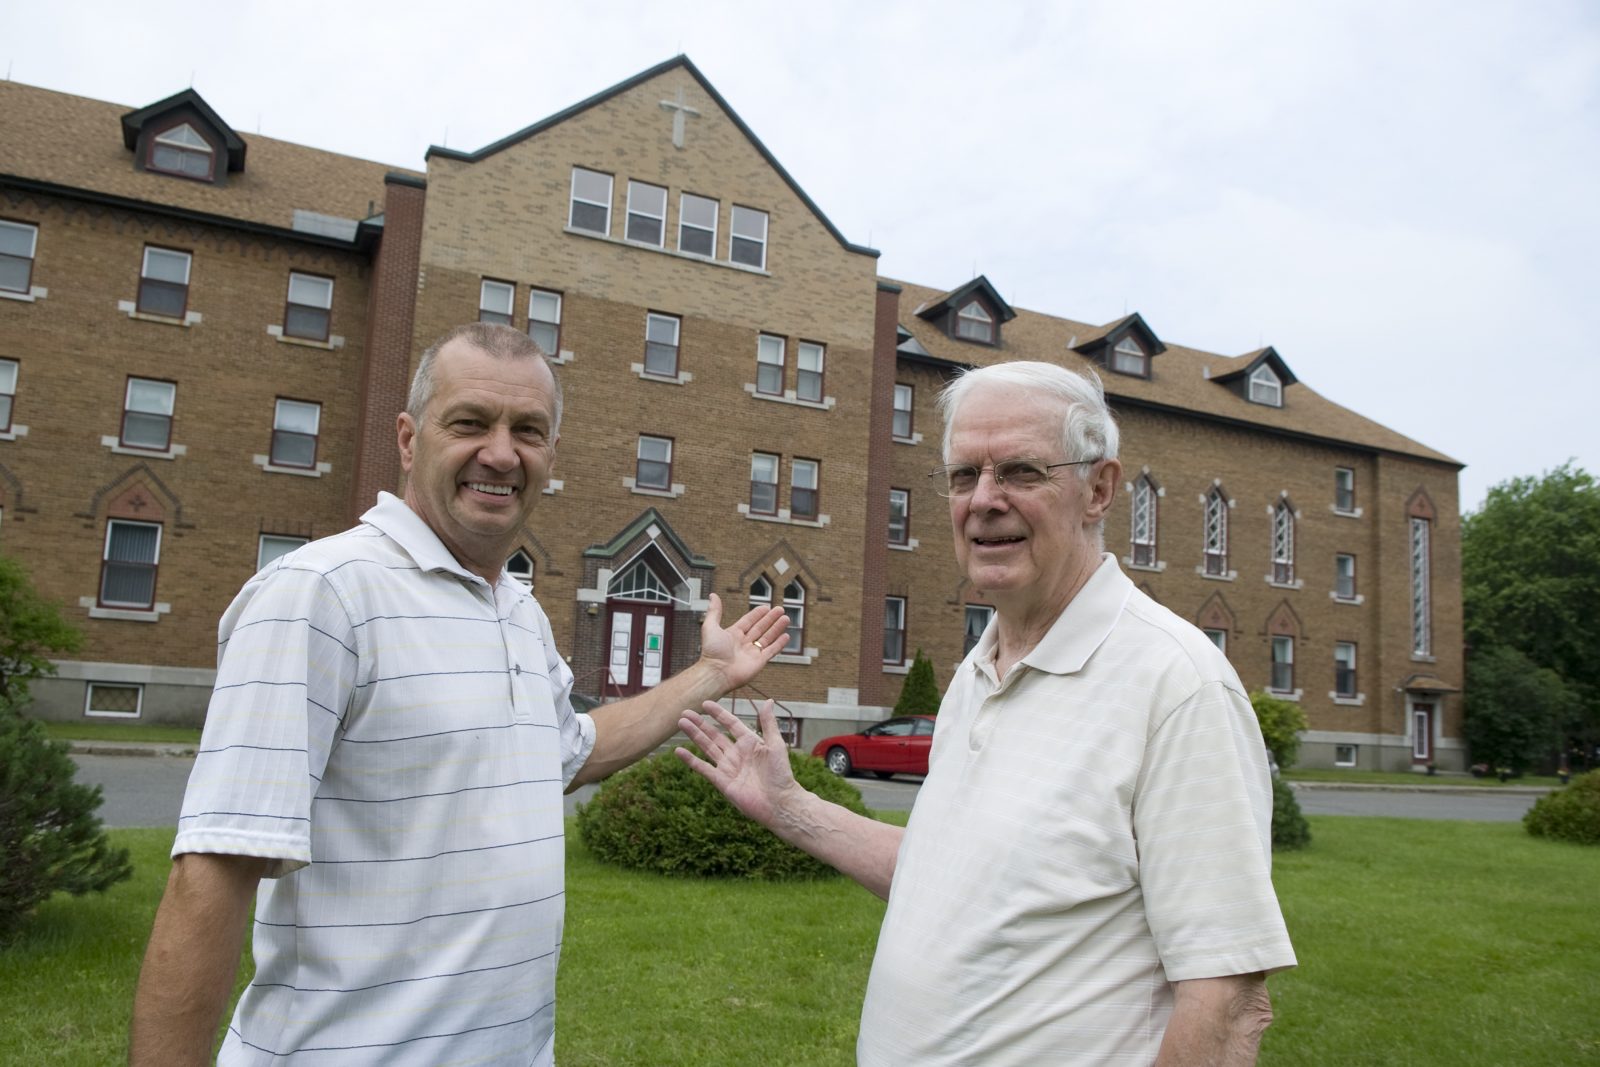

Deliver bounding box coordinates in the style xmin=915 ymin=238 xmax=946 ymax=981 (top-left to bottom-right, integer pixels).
xmin=175 ymin=492 xmax=595 ymax=1066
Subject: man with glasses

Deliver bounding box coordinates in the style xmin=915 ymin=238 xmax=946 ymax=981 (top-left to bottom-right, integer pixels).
xmin=679 ymin=360 xmax=1295 ymax=1064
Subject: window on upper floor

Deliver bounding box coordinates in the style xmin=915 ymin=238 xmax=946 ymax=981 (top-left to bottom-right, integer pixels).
xmin=781 ymin=580 xmax=805 ymax=654
xmin=963 ymin=604 xmax=994 ymax=656
xmin=892 ymin=383 xmax=914 ymax=440
xmin=1131 ymin=475 xmax=1158 ymax=567
xmin=796 ymin=342 xmax=824 ymax=403
xmin=729 ymin=205 xmax=768 ymax=269
xmin=1411 ymin=517 xmax=1432 ymax=656
xmin=888 ymin=488 xmax=909 ymax=546
xmin=148 ymin=122 xmax=215 ymax=181
xmin=1335 ymin=641 xmax=1358 ymax=698
xmin=1335 ymin=553 xmax=1357 ymax=600
xmin=101 ymin=519 xmax=161 ymax=610
xmin=0 ymin=220 xmax=38 ymax=295
xmin=479 ymin=279 xmax=514 ymax=326
xmin=284 ymin=272 xmax=333 ymax=342
xmin=791 ymin=458 xmax=819 ymax=521
xmin=1249 ymin=364 xmax=1283 ymax=407
xmin=122 ymin=378 xmax=176 ymax=452
xmin=1335 ymin=467 xmax=1356 ymax=513
xmin=955 ymin=300 xmax=994 ymax=343
xmin=0 ymin=359 xmax=17 ymax=433
xmin=505 ymin=549 xmax=535 ymax=589
xmin=1270 ymin=635 xmax=1295 ymax=693
xmin=678 ymin=193 xmax=717 ymax=257
xmin=258 ymin=534 xmax=308 ymax=571
xmin=626 ymin=180 xmax=668 ymax=247
xmin=138 ymin=246 xmax=191 ymax=318
xmin=883 ymin=596 xmax=907 ymax=665
xmin=271 ymin=398 xmax=321 ymax=469
xmin=529 ymin=289 xmax=562 ymax=358
xmin=636 ymin=435 xmax=673 ymax=492
xmin=644 ymin=313 xmax=680 ymax=377
xmin=750 ymin=452 xmax=779 ymax=515
xmin=1203 ymin=487 xmax=1229 ymax=576
xmin=569 ymin=167 xmax=613 ymax=234
xmin=1272 ymin=500 xmax=1296 ymax=584
xmin=756 ymin=334 xmax=785 ymax=396
xmin=1111 ymin=336 xmax=1148 ymax=376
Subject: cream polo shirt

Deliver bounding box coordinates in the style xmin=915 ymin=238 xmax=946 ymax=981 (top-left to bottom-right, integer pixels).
xmin=175 ymin=492 xmax=595 ymax=1066
xmin=858 ymin=554 xmax=1295 ymax=1066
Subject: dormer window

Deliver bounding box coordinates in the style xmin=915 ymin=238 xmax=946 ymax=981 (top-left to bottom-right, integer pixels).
xmin=148 ymin=123 xmax=215 ymax=181
xmin=1110 ymin=337 xmax=1148 ymax=376
xmin=1248 ymin=364 xmax=1283 ymax=407
xmin=955 ymin=301 xmax=994 ymax=343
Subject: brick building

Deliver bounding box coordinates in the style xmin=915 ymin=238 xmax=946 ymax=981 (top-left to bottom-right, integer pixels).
xmin=0 ymin=57 xmax=1463 ymax=770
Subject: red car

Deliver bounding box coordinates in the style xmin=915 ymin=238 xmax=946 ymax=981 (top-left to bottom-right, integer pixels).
xmin=811 ymin=715 xmax=936 ymax=779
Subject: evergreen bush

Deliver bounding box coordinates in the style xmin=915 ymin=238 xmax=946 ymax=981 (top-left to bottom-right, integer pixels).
xmin=577 ymin=746 xmax=869 ymax=880
xmin=1523 ymin=771 xmax=1600 ymax=845
xmin=893 ymin=648 xmax=940 ymax=716
xmin=1251 ymin=690 xmax=1308 ymax=771
xmin=1270 ymin=776 xmax=1311 ymax=851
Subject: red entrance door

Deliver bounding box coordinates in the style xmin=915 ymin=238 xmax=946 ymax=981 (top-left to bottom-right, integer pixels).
xmin=605 ymin=602 xmax=672 ymax=697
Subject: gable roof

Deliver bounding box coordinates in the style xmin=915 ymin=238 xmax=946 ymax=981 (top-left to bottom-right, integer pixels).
xmin=424 ymin=55 xmax=877 ymax=259
xmin=120 ymin=88 xmax=247 ymax=172
xmin=914 ymin=275 xmax=1016 ymax=324
xmin=1213 ymin=346 xmax=1299 ymax=387
xmin=1071 ymin=311 xmax=1168 ymax=359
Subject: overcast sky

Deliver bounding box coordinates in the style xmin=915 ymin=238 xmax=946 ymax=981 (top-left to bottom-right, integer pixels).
xmin=7 ymin=0 xmax=1596 ymax=513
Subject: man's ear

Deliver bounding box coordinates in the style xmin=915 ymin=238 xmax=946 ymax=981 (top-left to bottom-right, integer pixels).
xmin=1084 ymin=458 xmax=1122 ymax=523
xmin=396 ymin=412 xmax=416 ymax=474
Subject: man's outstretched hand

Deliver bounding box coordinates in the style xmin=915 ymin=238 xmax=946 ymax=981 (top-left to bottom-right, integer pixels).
xmin=676 ymin=699 xmax=800 ymax=829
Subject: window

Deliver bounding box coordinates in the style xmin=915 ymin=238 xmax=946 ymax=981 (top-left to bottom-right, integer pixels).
xmin=258 ymin=534 xmax=308 ymax=571
xmin=529 ymin=289 xmax=562 ymax=357
xmin=479 ymin=279 xmax=514 ymax=326
xmin=888 ymin=488 xmax=910 ymax=546
xmin=122 ymin=378 xmax=175 ymax=451
xmin=791 ymin=459 xmax=819 ymax=521
xmin=626 ymin=180 xmax=667 ymax=246
xmin=0 ymin=220 xmax=38 ymax=294
xmin=1111 ymin=337 xmax=1147 ymax=376
xmin=756 ymin=334 xmax=785 ymax=395
xmin=0 ymin=359 xmax=16 ymax=433
xmin=1204 ymin=488 xmax=1228 ymax=576
xmin=1335 ymin=553 xmax=1357 ymax=600
xmin=138 ymin=246 xmax=191 ymax=318
xmin=1248 ymin=364 xmax=1283 ymax=406
xmin=678 ymin=193 xmax=717 ymax=256
xmin=796 ymin=342 xmax=824 ymax=403
xmin=1334 ymin=744 xmax=1358 ymax=767
xmin=749 ymin=453 xmax=779 ymax=515
xmin=1335 ymin=641 xmax=1358 ymax=698
xmin=1204 ymin=628 xmax=1228 ymax=653
xmin=1272 ymin=501 xmax=1295 ymax=583
xmin=569 ymin=167 xmax=613 ymax=234
xmin=644 ymin=313 xmax=680 ymax=377
xmin=505 ymin=549 xmax=535 ymax=589
xmin=1411 ymin=517 xmax=1431 ymax=655
xmin=729 ymin=205 xmax=768 ymax=269
xmin=1335 ymin=467 xmax=1356 ymax=512
xmin=147 ymin=122 xmax=214 ymax=180
xmin=963 ymin=605 xmax=994 ymax=655
xmin=892 ymin=383 xmax=914 ymax=440
xmin=781 ymin=580 xmax=805 ymax=654
xmin=100 ymin=520 xmax=161 ymax=609
xmin=86 ymin=682 xmax=143 ymax=718
xmin=1131 ymin=476 xmax=1158 ymax=566
xmin=270 ymin=398 xmax=320 ymax=469
xmin=284 ymin=272 xmax=333 ymax=342
xmin=955 ymin=301 xmax=994 ymax=343
xmin=636 ymin=435 xmax=673 ymax=491
xmin=883 ymin=596 xmax=907 ymax=664
xmin=1271 ymin=635 xmax=1294 ymax=692
xmin=749 ymin=575 xmax=772 ymax=610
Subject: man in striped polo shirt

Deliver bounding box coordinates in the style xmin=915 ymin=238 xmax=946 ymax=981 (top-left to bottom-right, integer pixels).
xmin=130 ymin=323 xmax=790 ymax=1066
xmin=680 ymin=361 xmax=1296 ymax=1065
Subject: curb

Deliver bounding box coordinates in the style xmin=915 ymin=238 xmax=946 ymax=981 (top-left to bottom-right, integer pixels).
xmin=1289 ymin=780 xmax=1552 ymax=797
xmin=68 ymin=741 xmax=198 ymax=758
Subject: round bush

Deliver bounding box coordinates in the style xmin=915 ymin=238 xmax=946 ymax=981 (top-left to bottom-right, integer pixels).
xmin=1523 ymin=771 xmax=1600 ymax=845
xmin=1271 ymin=777 xmax=1311 ymax=851
xmin=576 ymin=746 xmax=868 ymax=880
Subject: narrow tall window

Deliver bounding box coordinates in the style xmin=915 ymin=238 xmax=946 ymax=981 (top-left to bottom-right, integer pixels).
xmin=0 ymin=359 xmax=16 ymax=433
xmin=955 ymin=301 xmax=994 ymax=342
xmin=636 ymin=435 xmax=673 ymax=491
xmin=147 ymin=122 xmax=214 ymax=180
xmin=625 ymin=180 xmax=668 ymax=246
xmin=883 ymin=596 xmax=907 ymax=664
xmin=756 ymin=334 xmax=785 ymax=395
xmin=892 ymin=383 xmax=914 ymax=439
xmin=258 ymin=534 xmax=308 ymax=571
xmin=678 ymin=193 xmax=717 ymax=256
xmin=529 ymin=289 xmax=562 ymax=357
xmin=644 ymin=313 xmax=680 ymax=377
xmin=1411 ymin=517 xmax=1432 ymax=655
xmin=749 ymin=575 xmax=773 ymax=611
xmin=0 ymin=220 xmax=38 ymax=294
xmin=284 ymin=272 xmax=333 ymax=342
xmin=1131 ymin=476 xmax=1158 ymax=566
xmin=1272 ymin=500 xmax=1295 ymax=583
xmin=888 ymin=488 xmax=909 ymax=546
xmin=1271 ymin=635 xmax=1294 ymax=692
xmin=791 ymin=459 xmax=819 ymax=520
xmin=1335 ymin=641 xmax=1358 ymax=698
xmin=796 ymin=342 xmax=824 ymax=402
xmin=750 ymin=453 xmax=779 ymax=515
xmin=1335 ymin=553 xmax=1357 ymax=600
xmin=963 ymin=604 xmax=994 ymax=655
xmin=1335 ymin=467 xmax=1356 ymax=512
xmin=505 ymin=549 xmax=535 ymax=589
xmin=729 ymin=205 xmax=768 ymax=269
xmin=101 ymin=520 xmax=161 ymax=609
xmin=1204 ymin=488 xmax=1228 ymax=576
xmin=271 ymin=398 xmax=321 ymax=469
xmin=479 ymin=279 xmax=514 ymax=326
xmin=569 ymin=167 xmax=613 ymax=234
xmin=122 ymin=378 xmax=175 ymax=451
xmin=138 ymin=247 xmax=191 ymax=318
xmin=1111 ymin=336 xmax=1147 ymax=376
xmin=1249 ymin=364 xmax=1283 ymax=406
xmin=781 ymin=580 xmax=805 ymax=653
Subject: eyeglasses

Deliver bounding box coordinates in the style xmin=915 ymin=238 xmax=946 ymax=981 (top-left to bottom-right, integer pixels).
xmin=927 ymin=458 xmax=1097 ymax=498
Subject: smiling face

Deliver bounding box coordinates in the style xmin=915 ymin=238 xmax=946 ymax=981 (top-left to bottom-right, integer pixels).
xmin=397 ymin=338 xmax=559 ymax=582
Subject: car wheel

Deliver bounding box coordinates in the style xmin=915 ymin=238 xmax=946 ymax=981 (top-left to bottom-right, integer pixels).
xmin=825 ymin=747 xmax=852 ymax=776
xmin=874 ymin=771 xmax=894 ymax=780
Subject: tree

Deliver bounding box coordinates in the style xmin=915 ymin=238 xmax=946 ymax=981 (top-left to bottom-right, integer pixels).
xmin=1463 ymin=646 xmax=1578 ymax=775
xmin=1251 ymin=690 xmax=1308 ymax=771
xmin=0 ymin=554 xmax=83 ymax=704
xmin=894 ymin=648 xmax=940 ymax=716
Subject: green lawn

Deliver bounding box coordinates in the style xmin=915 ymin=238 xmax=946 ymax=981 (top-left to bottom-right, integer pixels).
xmin=1285 ymin=768 xmax=1563 ymax=789
xmin=40 ymin=721 xmax=202 ymax=745
xmin=2 ymin=816 xmax=1596 ymax=1065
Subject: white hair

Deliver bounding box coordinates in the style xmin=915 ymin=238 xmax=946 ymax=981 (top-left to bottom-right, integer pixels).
xmin=936 ymin=360 xmax=1120 ymax=474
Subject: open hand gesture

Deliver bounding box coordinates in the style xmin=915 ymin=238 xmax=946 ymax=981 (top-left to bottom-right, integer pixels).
xmin=697 ymin=593 xmax=789 ymax=692
xmin=676 ymin=699 xmax=799 ymax=829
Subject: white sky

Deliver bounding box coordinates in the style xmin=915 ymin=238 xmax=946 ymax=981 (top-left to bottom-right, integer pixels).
xmin=7 ymin=0 xmax=1596 ymax=514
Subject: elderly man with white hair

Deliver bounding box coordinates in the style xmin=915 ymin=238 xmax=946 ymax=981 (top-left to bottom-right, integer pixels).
xmin=680 ymin=360 xmax=1296 ymax=1065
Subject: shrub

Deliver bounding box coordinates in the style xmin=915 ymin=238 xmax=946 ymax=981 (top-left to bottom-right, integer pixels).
xmin=894 ymin=648 xmax=940 ymax=716
xmin=1523 ymin=771 xmax=1600 ymax=845
xmin=1271 ymin=777 xmax=1311 ymax=851
xmin=577 ymin=746 xmax=869 ymax=880
xmin=1251 ymin=690 xmax=1308 ymax=771
xmin=0 ymin=555 xmax=83 ymax=705
xmin=0 ymin=709 xmax=133 ymax=942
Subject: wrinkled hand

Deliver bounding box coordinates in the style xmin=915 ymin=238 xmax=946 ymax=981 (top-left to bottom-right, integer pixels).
xmin=676 ymin=699 xmax=800 ymax=828
xmin=697 ymin=592 xmax=789 ymax=691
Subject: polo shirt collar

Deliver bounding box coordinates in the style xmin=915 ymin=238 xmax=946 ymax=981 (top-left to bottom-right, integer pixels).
xmin=361 ymin=492 xmax=485 ymax=584
xmin=1016 ymin=554 xmax=1133 ymax=676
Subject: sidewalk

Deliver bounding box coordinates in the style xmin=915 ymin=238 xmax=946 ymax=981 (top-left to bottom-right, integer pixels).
xmin=68 ymin=739 xmax=197 ymax=758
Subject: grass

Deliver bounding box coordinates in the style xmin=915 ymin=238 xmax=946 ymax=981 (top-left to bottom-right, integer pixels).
xmin=2 ymin=814 xmax=1596 ymax=1065
xmin=1285 ymin=768 xmax=1562 ymax=788
xmin=40 ymin=721 xmax=202 ymax=745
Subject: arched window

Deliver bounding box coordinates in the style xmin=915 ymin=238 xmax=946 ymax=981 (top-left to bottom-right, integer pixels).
xmin=1111 ymin=337 xmax=1147 ymax=376
xmin=781 ymin=580 xmax=805 ymax=653
xmin=1272 ymin=500 xmax=1295 ymax=584
xmin=610 ymin=558 xmax=672 ymax=602
xmin=1248 ymin=364 xmax=1282 ymax=406
xmin=505 ymin=549 xmax=535 ymax=589
xmin=1204 ymin=488 xmax=1229 ymax=576
xmin=749 ymin=574 xmax=772 ymax=610
xmin=1132 ymin=476 xmax=1158 ymax=566
xmin=955 ymin=301 xmax=994 ymax=343
xmin=148 ymin=122 xmax=215 ymax=180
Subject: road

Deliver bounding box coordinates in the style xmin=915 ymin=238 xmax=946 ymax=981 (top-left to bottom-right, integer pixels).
xmin=73 ymin=754 xmax=1542 ymax=828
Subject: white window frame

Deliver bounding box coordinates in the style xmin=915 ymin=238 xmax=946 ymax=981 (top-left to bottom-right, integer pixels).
xmin=271 ymin=398 xmax=321 ymax=469
xmin=284 ymin=272 xmax=333 ymax=342
xmin=790 ymin=458 xmax=819 ymax=521
xmin=479 ymin=279 xmax=515 ymax=325
xmin=568 ymin=167 xmax=613 ymax=235
xmin=1334 ymin=744 xmax=1358 ymax=768
xmin=888 ymin=488 xmax=910 ymax=546
xmin=883 ymin=596 xmax=907 ymax=665
xmin=1334 ymin=466 xmax=1356 ymax=513
xmin=1132 ymin=476 xmax=1157 ymax=566
xmin=85 ymin=681 xmax=144 ymax=719
xmin=1204 ymin=488 xmax=1229 ymax=576
xmin=1111 ymin=336 xmax=1147 ymax=375
xmin=1272 ymin=501 xmax=1295 ymax=584
xmin=138 ymin=246 xmax=191 ymax=318
xmin=1411 ymin=517 xmax=1432 ymax=656
xmin=1204 ymin=628 xmax=1228 ymax=653
xmin=505 ymin=549 xmax=535 ymax=589
xmin=122 ymin=377 xmax=176 ymax=451
xmin=1334 ymin=641 xmax=1358 ymax=698
xmin=0 ymin=220 xmax=39 ymax=295
xmin=781 ymin=580 xmax=805 ymax=654
xmin=100 ymin=519 xmax=162 ymax=610
xmin=644 ymin=312 xmax=680 ymax=377
xmin=729 ymin=205 xmax=768 ymax=269
xmin=529 ymin=289 xmax=562 ymax=358
xmin=258 ymin=534 xmax=309 ymax=571
xmin=756 ymin=334 xmax=785 ymax=396
xmin=749 ymin=452 xmax=779 ymax=515
xmin=148 ymin=122 xmax=214 ymax=179
xmin=963 ymin=604 xmax=994 ymax=656
xmin=955 ymin=301 xmax=994 ymax=343
xmin=1335 ymin=553 xmax=1357 ymax=600
xmin=678 ymin=192 xmax=718 ymax=257
xmin=892 ymin=383 xmax=914 ymax=440
xmin=625 ymin=180 xmax=668 ymax=247
xmin=636 ymin=435 xmax=673 ymax=491
xmin=1249 ymin=364 xmax=1283 ymax=406
xmin=0 ymin=358 xmax=17 ymax=433
xmin=1270 ymin=635 xmax=1295 ymax=693
xmin=796 ymin=341 xmax=824 ymax=403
